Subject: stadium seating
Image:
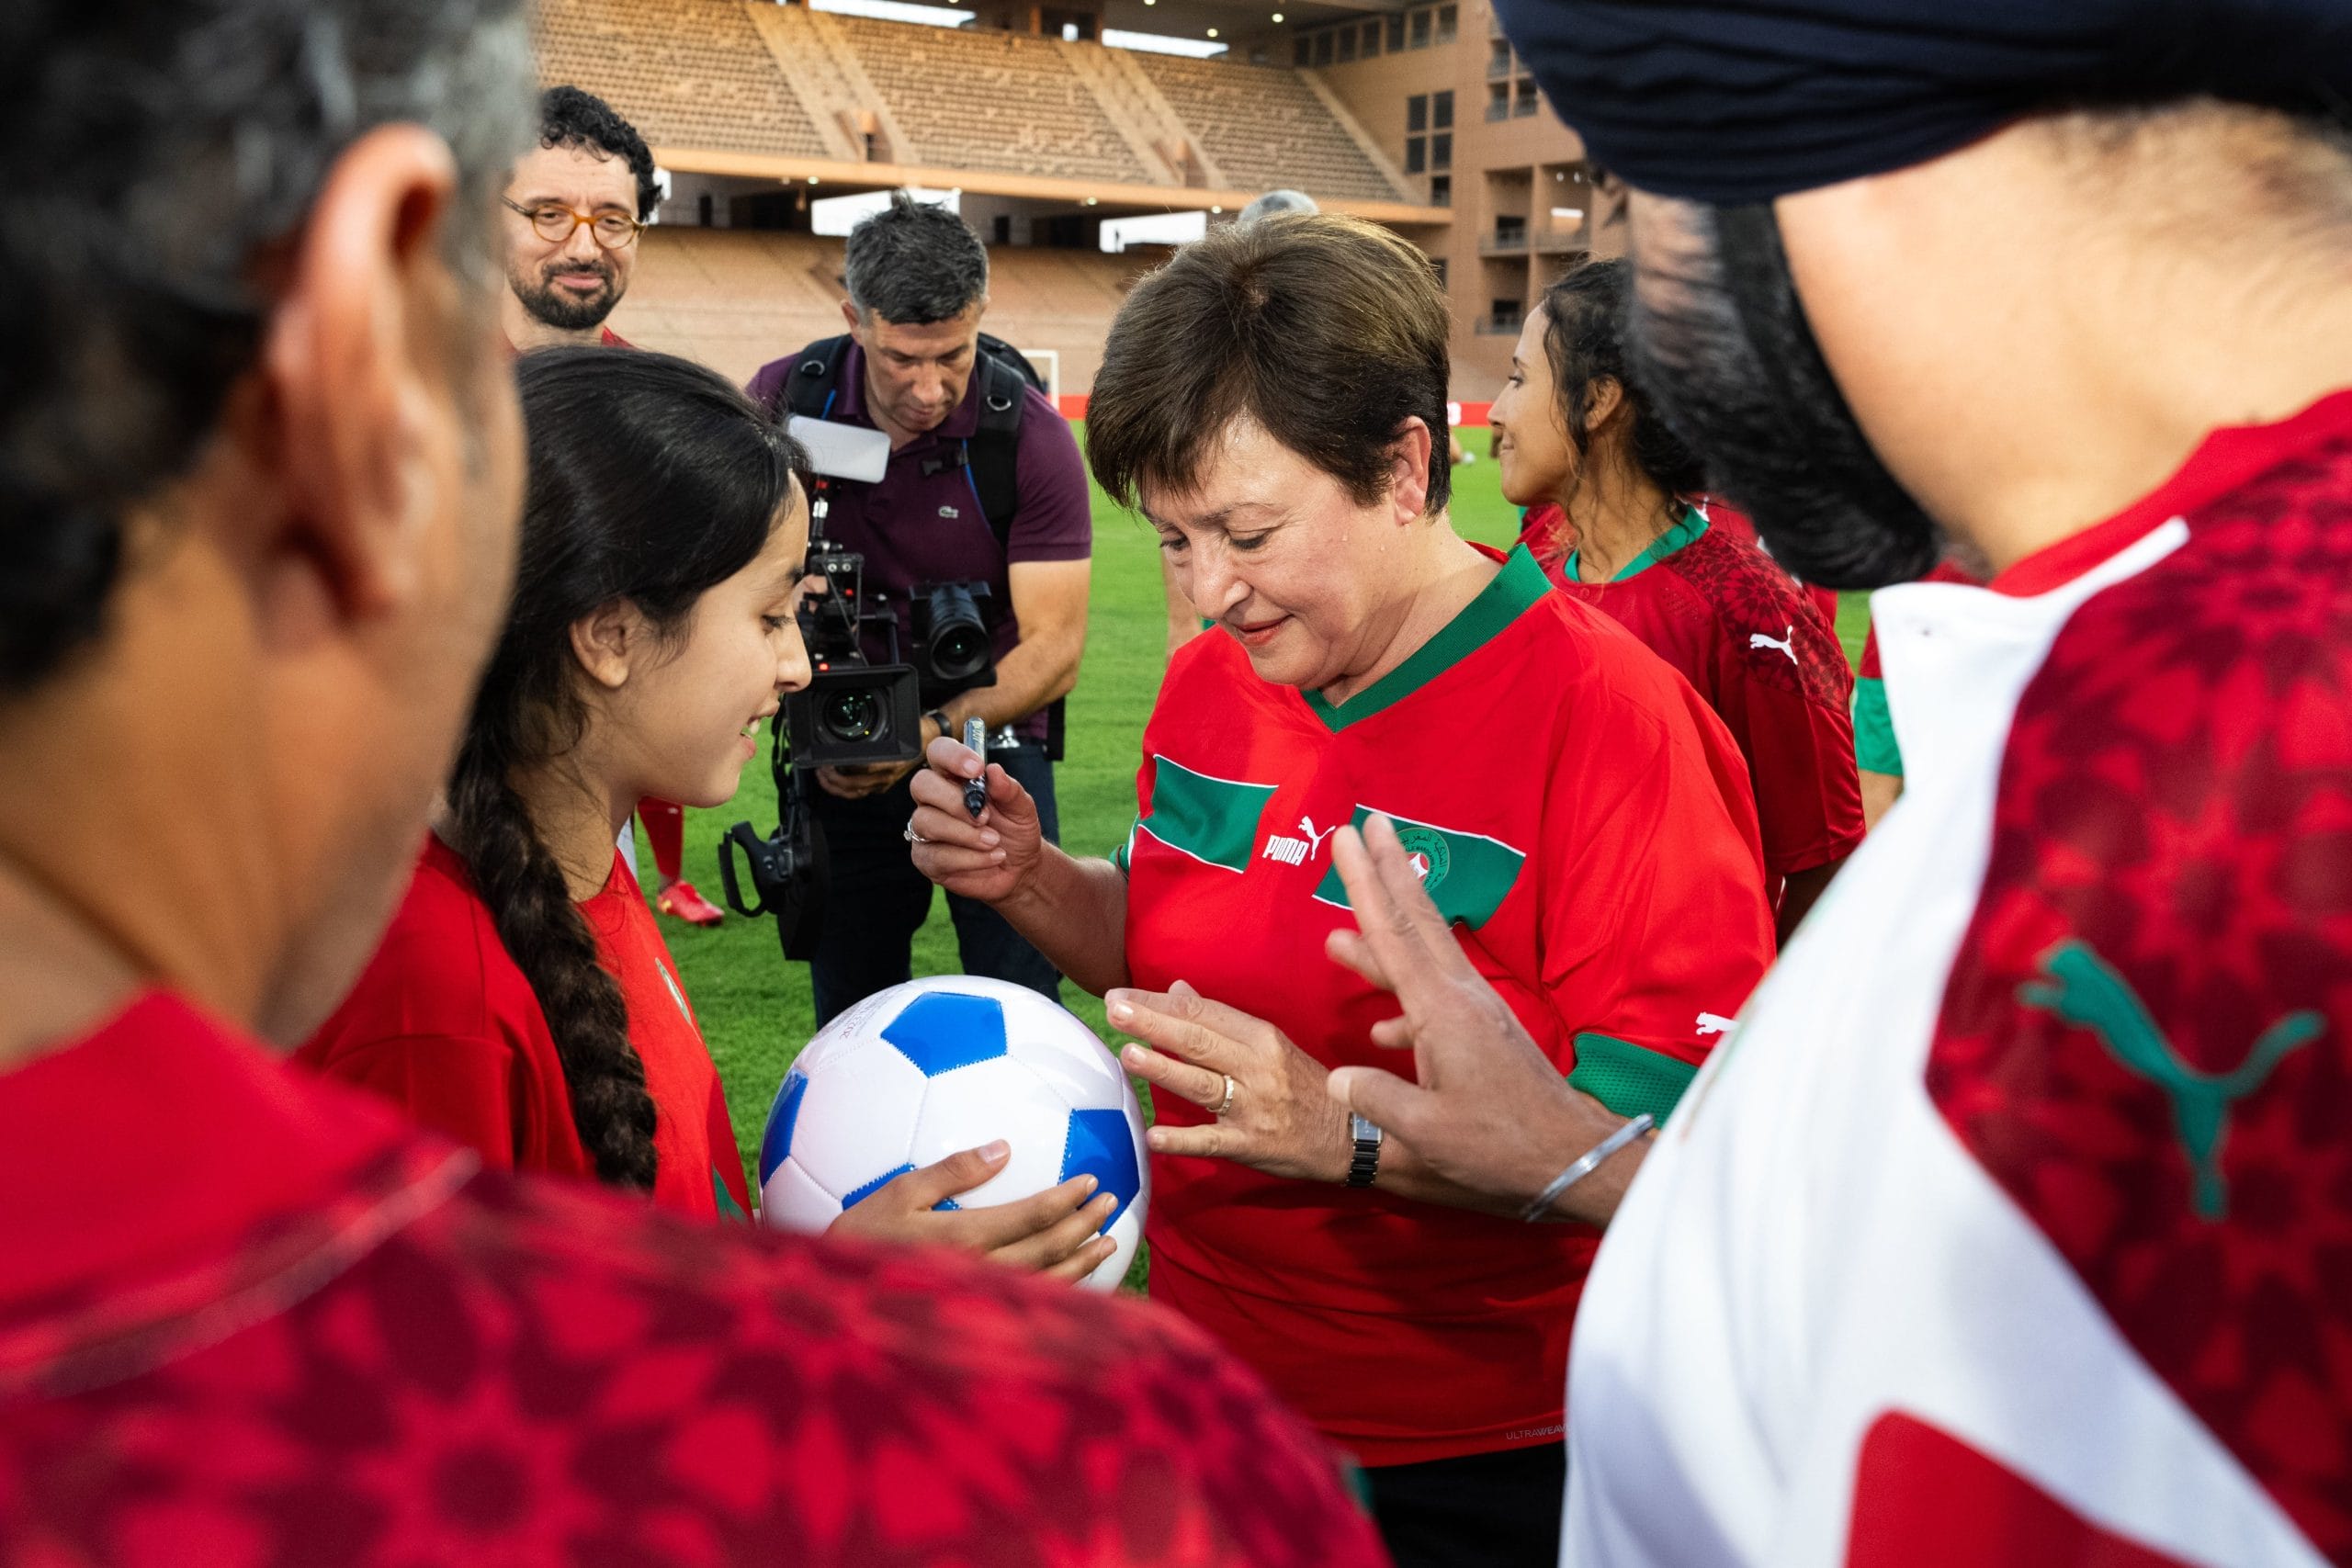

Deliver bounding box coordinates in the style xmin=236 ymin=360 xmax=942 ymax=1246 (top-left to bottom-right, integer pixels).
xmin=608 ymin=228 xmax=1158 ymax=391
xmin=1132 ymin=52 xmax=1400 ymax=203
xmin=535 ymin=0 xmax=830 ymax=159
xmin=533 ymin=1 xmax=1414 ymax=206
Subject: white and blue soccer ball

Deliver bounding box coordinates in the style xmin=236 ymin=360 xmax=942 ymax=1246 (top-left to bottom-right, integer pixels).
xmin=757 ymin=976 xmax=1149 ymax=1291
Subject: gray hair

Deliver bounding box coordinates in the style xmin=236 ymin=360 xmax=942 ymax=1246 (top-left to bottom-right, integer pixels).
xmin=1238 ymin=189 xmax=1320 ymax=225
xmin=842 ymin=192 xmax=990 ymax=325
xmin=2 ymin=0 xmax=533 ymax=694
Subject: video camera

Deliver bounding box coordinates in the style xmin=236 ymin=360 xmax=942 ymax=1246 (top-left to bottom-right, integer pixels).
xmin=720 ymin=427 xmax=1000 ymax=958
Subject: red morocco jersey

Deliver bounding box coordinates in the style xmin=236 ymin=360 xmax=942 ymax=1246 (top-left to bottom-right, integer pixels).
xmin=1566 ymin=389 xmax=2352 ymax=1567
xmin=1553 ymin=507 xmax=1866 ymax=902
xmin=301 ymin=836 xmax=752 ymax=1222
xmin=1119 ymin=544 xmax=1774 ymax=1468
xmin=0 ymin=993 xmax=1385 ymax=1566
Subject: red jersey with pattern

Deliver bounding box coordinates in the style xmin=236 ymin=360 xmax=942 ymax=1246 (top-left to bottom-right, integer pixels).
xmin=301 ymin=837 xmax=752 ymax=1222
xmin=0 ymin=993 xmax=1385 ymax=1567
xmin=1119 ymin=545 xmax=1773 ymax=1467
xmin=1921 ymin=391 xmax=2352 ymax=1562
xmin=1560 ymin=388 xmax=2352 ymax=1568
xmin=1552 ymin=510 xmax=1865 ymax=897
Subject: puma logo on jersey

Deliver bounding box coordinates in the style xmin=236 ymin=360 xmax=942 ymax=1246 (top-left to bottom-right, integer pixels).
xmin=2018 ymin=939 xmax=2322 ymax=1220
xmin=1261 ymin=816 xmax=1338 ymax=867
xmin=1696 ymin=1012 xmax=1739 ymax=1038
xmin=1748 ymin=625 xmax=1798 ymax=665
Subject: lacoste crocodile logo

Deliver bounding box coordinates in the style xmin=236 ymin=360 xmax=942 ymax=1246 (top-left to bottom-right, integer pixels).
xmin=2017 ymin=940 xmax=2322 ymax=1220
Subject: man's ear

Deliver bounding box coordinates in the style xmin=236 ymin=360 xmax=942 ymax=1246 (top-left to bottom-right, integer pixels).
xmin=1386 ymin=416 xmax=1437 ymax=524
xmin=570 ymin=599 xmax=647 ymax=690
xmin=261 ymin=125 xmax=467 ymax=624
xmin=840 ymin=298 xmax=863 ymax=339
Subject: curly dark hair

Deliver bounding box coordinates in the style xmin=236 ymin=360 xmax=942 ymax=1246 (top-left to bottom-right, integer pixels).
xmin=843 ymin=191 xmax=989 ymax=324
xmin=539 ymin=85 xmax=661 ymax=220
xmin=1541 ymin=257 xmax=1708 ymax=500
xmin=0 ymin=0 xmax=529 ymax=698
xmin=452 ymin=348 xmax=806 ymax=1190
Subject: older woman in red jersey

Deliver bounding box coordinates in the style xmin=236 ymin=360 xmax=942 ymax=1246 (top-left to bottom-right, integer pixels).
xmin=1489 ymin=259 xmax=1864 ymax=939
xmin=905 ymin=214 xmax=1774 ymax=1568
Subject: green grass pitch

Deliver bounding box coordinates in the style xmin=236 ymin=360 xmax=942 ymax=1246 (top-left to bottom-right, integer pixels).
xmin=657 ymin=427 xmax=1870 ymax=1288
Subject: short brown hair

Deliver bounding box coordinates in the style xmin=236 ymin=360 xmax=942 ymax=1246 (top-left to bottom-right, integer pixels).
xmin=1086 ymin=213 xmax=1453 ymax=519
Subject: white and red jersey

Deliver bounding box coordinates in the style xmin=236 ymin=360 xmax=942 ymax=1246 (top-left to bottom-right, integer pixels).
xmin=1566 ymin=389 xmax=2352 ymax=1568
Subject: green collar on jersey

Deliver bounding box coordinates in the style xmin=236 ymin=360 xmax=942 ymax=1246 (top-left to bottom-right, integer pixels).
xmin=1566 ymin=504 xmax=1708 ymax=585
xmin=1304 ymin=543 xmax=1552 ymax=732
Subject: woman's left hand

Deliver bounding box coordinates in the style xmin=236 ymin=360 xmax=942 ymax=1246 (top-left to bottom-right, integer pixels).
xmin=1107 ymin=981 xmax=1353 ymax=1184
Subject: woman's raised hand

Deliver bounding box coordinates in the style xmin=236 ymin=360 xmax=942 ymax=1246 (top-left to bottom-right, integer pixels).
xmin=825 ymin=1139 xmax=1121 ymax=1283
xmin=907 ymin=734 xmax=1045 ymax=906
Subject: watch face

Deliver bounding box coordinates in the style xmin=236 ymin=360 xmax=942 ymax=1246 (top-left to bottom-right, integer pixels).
xmin=1351 ymin=1113 xmax=1383 ymax=1144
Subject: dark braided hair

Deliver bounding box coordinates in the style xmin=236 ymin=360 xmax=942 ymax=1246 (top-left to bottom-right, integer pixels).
xmin=448 ymin=347 xmax=807 ymax=1190
xmin=1540 ymin=257 xmax=1710 ymax=501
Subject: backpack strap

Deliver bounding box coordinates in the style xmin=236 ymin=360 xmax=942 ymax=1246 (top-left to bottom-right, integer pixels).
xmin=780 ymin=334 xmax=852 ymax=421
xmin=964 ymin=350 xmax=1029 ymax=550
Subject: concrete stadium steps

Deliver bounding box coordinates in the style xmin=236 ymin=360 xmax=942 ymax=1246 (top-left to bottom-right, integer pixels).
xmin=534 ymin=0 xmax=830 ymax=160
xmin=607 ymin=228 xmax=1158 ymax=391
xmin=821 ymin=12 xmax=1152 ymax=185
xmin=1133 ymin=51 xmax=1403 ymax=204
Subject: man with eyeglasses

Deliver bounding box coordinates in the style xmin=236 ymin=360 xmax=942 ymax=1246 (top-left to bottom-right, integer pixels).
xmin=498 ymin=86 xmax=728 ymax=928
xmin=500 ymin=85 xmax=651 ymax=354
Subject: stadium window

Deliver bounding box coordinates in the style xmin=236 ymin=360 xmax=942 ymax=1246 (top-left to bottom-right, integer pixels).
xmin=1314 ymin=29 xmax=1334 ymax=64
xmin=1491 ymin=298 xmax=1524 ymax=330
xmin=1295 ymin=35 xmax=1310 ymax=64
xmin=1363 ymin=20 xmax=1381 ymax=55
xmin=1405 ymin=137 xmax=1426 ymax=175
xmin=1487 ymin=83 xmax=1510 ymax=121
xmin=1385 ymin=12 xmax=1405 ymax=49
xmin=1431 ymin=132 xmax=1452 ymax=171
xmin=1338 ymin=27 xmax=1356 ymax=61
xmin=1488 ymin=39 xmax=1513 ymax=77
xmin=1407 ymin=94 xmax=1428 ymax=133
xmin=992 ymin=214 xmax=1012 ymax=243
xmin=1433 ymin=90 xmax=1453 ymax=129
xmin=1430 ymin=175 xmax=1452 ymax=207
xmin=697 ymin=191 xmax=714 ymax=227
xmin=1515 ymin=77 xmax=1541 ymax=116
xmin=1410 ymin=8 xmax=1430 ymax=48
xmin=1436 ymin=5 xmax=1456 ymax=42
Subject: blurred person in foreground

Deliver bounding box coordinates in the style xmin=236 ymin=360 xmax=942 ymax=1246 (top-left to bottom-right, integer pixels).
xmin=498 ymin=83 xmax=723 ymax=926
xmin=909 ymin=213 xmax=1773 ymax=1567
xmin=1490 ymin=259 xmax=1863 ymax=939
xmin=749 ymin=194 xmax=1091 ymax=1021
xmin=0 ymin=5 xmax=1385 ymax=1561
xmin=1312 ymin=0 xmax=2352 ymax=1561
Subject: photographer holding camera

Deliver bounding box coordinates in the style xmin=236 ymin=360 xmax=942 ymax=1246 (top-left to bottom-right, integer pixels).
xmin=749 ymin=194 xmax=1091 ymax=1024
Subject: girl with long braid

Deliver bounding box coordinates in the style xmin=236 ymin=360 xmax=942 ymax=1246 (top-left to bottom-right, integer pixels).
xmin=302 ymin=350 xmax=1115 ymax=1271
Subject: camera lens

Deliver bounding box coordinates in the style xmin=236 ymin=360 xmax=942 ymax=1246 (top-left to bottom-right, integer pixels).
xmin=820 ymin=690 xmax=883 ymax=743
xmin=922 ymin=583 xmax=991 ymax=683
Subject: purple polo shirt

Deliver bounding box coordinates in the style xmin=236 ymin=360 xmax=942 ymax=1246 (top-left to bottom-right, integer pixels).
xmin=748 ymin=340 xmax=1092 ymax=742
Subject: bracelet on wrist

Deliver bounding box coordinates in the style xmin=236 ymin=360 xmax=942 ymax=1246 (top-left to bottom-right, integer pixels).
xmin=1520 ymin=1113 xmax=1654 ymax=1224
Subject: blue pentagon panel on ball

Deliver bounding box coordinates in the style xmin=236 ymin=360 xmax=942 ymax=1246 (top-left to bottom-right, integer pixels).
xmin=1059 ymin=1108 xmax=1143 ymax=1227
xmin=756 ymin=1065 xmax=809 ymax=1189
xmin=880 ymin=990 xmax=1010 ymax=1077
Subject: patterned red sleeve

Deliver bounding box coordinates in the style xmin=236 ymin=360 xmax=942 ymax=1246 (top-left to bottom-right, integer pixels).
xmin=1925 ymin=450 xmax=2352 ymax=1562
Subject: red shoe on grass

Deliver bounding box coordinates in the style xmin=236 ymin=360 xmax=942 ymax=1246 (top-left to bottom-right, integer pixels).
xmin=656 ymin=881 xmax=725 ymax=928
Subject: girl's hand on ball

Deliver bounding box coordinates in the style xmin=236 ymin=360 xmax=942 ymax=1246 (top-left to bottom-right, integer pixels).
xmin=825 ymin=1140 xmax=1120 ymax=1282
xmin=908 ymin=736 xmax=1044 ymax=906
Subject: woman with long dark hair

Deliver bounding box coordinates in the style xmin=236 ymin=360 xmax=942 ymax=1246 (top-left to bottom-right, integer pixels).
xmin=1488 ymin=258 xmax=1864 ymax=939
xmin=303 ymin=350 xmax=1115 ymax=1270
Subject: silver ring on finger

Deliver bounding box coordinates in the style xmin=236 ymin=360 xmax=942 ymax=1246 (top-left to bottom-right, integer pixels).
xmin=1213 ymin=1074 xmax=1236 ymax=1117
xmin=902 ymin=818 xmax=928 ymax=845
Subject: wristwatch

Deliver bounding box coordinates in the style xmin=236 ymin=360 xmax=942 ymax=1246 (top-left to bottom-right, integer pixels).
xmin=923 ymin=708 xmax=952 ymax=746
xmin=1344 ymin=1113 xmax=1384 ymax=1188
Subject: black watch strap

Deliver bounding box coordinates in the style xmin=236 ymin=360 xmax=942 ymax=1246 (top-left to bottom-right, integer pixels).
xmin=1345 ymin=1113 xmax=1384 ymax=1188
xmin=924 ymin=708 xmax=952 ymax=741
